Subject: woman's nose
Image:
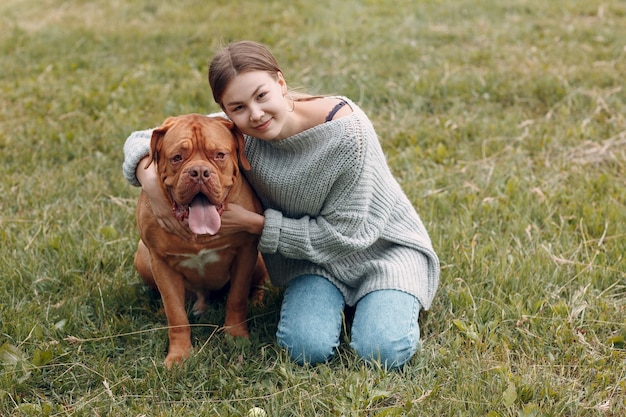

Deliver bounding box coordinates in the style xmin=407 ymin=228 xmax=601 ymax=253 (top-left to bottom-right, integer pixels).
xmin=249 ymin=104 xmax=264 ymax=121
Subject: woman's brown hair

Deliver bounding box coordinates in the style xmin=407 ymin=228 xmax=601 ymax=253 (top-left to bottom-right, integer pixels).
xmin=208 ymin=41 xmax=282 ymax=107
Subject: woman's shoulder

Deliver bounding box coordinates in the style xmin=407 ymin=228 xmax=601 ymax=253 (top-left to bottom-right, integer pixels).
xmin=293 ymin=95 xmax=355 ymax=126
xmin=324 ymin=96 xmax=354 ymax=122
xmin=307 ymin=97 xmax=375 ymax=142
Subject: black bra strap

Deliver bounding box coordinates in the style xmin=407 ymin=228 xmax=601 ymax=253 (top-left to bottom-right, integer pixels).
xmin=325 ymin=100 xmax=348 ymax=122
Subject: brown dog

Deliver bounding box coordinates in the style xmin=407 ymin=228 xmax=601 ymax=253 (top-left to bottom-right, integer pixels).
xmin=133 ymin=114 xmax=267 ymax=368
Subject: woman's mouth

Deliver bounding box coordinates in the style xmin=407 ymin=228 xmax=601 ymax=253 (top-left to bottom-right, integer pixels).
xmin=254 ymin=118 xmax=272 ymax=131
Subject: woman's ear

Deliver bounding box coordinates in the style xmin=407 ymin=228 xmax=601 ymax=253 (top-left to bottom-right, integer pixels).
xmin=277 ymin=71 xmax=287 ymax=95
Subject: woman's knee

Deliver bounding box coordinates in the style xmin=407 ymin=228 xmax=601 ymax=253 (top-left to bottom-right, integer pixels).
xmin=351 ymin=331 xmax=419 ymax=369
xmin=350 ymin=290 xmax=421 ymax=369
xmin=276 ymin=274 xmax=345 ymax=366
xmin=277 ymin=330 xmax=338 ymax=366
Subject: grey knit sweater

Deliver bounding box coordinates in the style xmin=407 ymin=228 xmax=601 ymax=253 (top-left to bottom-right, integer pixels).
xmin=122 ymin=98 xmax=439 ymax=308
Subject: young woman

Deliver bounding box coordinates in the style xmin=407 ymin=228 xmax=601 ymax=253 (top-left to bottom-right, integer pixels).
xmin=123 ymin=40 xmax=439 ymax=369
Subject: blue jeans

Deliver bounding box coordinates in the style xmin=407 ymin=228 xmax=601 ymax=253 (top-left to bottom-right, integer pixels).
xmin=276 ymin=274 xmax=421 ymax=369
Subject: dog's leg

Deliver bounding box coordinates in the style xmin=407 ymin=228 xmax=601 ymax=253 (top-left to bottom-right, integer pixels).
xmin=192 ymin=291 xmax=207 ymax=316
xmin=222 ymin=242 xmax=259 ymax=337
xmin=249 ymin=254 xmax=268 ymax=306
xmin=134 ymin=240 xmax=157 ymax=289
xmin=150 ymin=256 xmax=192 ymax=368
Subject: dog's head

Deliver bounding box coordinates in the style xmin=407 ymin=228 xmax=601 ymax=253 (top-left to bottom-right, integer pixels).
xmin=146 ymin=114 xmax=250 ymax=235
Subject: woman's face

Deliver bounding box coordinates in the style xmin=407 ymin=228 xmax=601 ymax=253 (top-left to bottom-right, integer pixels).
xmin=220 ymin=70 xmax=292 ymax=141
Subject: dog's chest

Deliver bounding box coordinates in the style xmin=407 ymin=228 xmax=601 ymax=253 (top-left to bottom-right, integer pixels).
xmin=172 ymin=246 xmax=231 ymax=277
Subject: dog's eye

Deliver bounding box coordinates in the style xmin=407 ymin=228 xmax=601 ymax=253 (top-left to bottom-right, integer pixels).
xmin=172 ymin=154 xmax=183 ymax=163
xmin=215 ymin=152 xmax=227 ymax=160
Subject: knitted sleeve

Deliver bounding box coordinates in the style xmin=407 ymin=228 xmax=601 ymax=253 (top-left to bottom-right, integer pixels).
xmin=122 ymin=129 xmax=153 ymax=187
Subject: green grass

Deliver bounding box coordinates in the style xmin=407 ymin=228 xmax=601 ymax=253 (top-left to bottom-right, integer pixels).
xmin=1 ymin=0 xmax=625 ymax=415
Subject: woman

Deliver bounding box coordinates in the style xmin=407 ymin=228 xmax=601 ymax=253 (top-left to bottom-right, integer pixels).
xmin=123 ymin=40 xmax=439 ymax=369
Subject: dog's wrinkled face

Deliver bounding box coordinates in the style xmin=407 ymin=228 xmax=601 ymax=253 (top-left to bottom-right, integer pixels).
xmin=149 ymin=114 xmax=248 ymax=235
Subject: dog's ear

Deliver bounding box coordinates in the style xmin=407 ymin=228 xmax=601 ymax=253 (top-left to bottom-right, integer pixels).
xmin=233 ymin=126 xmax=251 ymax=171
xmin=146 ymin=117 xmax=177 ymax=169
xmin=221 ymin=119 xmax=251 ymax=171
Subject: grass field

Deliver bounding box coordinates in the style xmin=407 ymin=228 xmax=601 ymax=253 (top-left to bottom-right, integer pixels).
xmin=1 ymin=0 xmax=625 ymax=415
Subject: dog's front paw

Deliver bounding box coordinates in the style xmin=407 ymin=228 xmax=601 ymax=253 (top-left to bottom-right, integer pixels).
xmin=223 ymin=321 xmax=250 ymax=338
xmin=164 ymin=347 xmax=191 ymax=369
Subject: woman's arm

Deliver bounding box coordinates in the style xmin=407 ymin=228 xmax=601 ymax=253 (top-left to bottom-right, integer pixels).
xmin=122 ymin=129 xmax=152 ymax=186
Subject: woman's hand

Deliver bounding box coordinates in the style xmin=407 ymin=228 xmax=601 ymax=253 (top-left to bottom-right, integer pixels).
xmin=136 ymin=156 xmax=192 ymax=240
xmin=220 ymin=203 xmax=265 ymax=236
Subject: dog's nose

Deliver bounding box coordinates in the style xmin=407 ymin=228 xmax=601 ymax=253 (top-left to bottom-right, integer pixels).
xmin=188 ymin=165 xmax=212 ymax=179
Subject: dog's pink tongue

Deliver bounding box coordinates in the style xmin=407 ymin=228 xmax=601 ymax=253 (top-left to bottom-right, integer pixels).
xmin=188 ymin=195 xmax=221 ymax=235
